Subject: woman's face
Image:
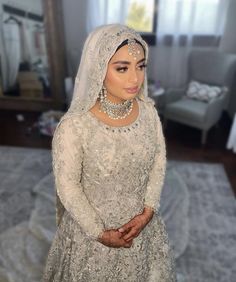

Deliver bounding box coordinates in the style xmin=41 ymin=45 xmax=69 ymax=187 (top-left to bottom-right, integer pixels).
xmin=103 ymin=43 xmax=146 ymax=103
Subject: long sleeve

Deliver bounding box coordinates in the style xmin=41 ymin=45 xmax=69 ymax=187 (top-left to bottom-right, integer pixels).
xmin=52 ymin=118 xmax=105 ymax=240
xmin=144 ymin=105 xmax=167 ymax=212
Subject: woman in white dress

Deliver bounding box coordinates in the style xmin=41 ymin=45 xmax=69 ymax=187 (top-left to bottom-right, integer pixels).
xmin=42 ymin=24 xmax=177 ymax=281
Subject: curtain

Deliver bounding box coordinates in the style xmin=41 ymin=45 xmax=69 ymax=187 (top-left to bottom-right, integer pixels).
xmin=86 ymin=0 xmax=129 ymax=33
xmin=149 ymin=0 xmax=230 ymax=88
xmin=2 ymin=21 xmax=21 ymax=91
xmin=19 ymin=20 xmax=34 ymax=64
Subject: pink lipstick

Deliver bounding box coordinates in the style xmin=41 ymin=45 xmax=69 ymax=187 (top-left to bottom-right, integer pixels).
xmin=125 ymin=86 xmax=139 ymax=94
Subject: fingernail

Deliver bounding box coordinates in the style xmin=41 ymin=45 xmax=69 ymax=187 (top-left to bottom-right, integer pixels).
xmin=118 ymin=228 xmax=123 ymax=232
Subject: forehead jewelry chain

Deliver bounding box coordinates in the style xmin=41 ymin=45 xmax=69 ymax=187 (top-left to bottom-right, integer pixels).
xmin=98 ymin=86 xmax=134 ymax=120
xmin=127 ymin=38 xmax=141 ymax=60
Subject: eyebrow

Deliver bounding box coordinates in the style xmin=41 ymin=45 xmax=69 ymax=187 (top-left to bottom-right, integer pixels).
xmin=112 ymin=58 xmax=146 ymax=65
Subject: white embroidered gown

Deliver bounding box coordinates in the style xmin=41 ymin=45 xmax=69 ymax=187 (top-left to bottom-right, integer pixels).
xmin=42 ymin=98 xmax=177 ymax=281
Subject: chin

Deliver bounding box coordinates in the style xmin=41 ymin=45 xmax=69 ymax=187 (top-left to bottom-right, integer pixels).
xmin=125 ymin=94 xmax=138 ymax=100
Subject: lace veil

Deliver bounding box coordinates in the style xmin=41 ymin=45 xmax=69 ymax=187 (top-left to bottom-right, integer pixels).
xmin=58 ymin=24 xmax=150 ymax=126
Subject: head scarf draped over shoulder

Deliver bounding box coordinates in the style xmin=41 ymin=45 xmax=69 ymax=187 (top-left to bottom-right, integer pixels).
xmin=59 ymin=24 xmax=149 ymax=125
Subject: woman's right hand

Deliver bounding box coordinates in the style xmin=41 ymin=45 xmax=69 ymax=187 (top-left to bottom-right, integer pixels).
xmin=97 ymin=229 xmax=133 ymax=248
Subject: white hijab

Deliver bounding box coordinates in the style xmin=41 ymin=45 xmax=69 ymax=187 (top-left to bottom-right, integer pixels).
xmin=59 ymin=24 xmax=149 ymax=126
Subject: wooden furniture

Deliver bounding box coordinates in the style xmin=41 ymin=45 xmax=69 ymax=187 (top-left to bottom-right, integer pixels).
xmin=0 ymin=0 xmax=66 ymax=112
xmin=18 ymin=71 xmax=44 ymax=98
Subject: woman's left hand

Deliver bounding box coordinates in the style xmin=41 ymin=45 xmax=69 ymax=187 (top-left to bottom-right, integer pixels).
xmin=118 ymin=207 xmax=154 ymax=242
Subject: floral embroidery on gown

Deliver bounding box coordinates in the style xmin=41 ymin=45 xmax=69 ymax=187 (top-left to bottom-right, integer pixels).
xmin=41 ymin=98 xmax=177 ymax=281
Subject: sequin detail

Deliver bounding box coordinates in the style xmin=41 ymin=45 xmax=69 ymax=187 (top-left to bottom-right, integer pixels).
xmin=42 ymin=100 xmax=177 ymax=281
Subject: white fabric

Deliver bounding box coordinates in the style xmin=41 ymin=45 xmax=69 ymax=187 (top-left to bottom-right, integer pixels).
xmin=59 ymin=24 xmax=149 ymax=126
xmin=2 ymin=21 xmax=21 ymax=91
xmin=19 ymin=21 xmax=33 ymax=64
xmin=64 ymin=77 xmax=74 ymax=105
xmin=55 ymin=24 xmax=153 ymax=238
xmin=226 ymin=113 xmax=236 ymax=153
xmin=157 ymin=0 xmax=228 ymax=37
xmin=86 ymin=0 xmax=129 ymax=33
xmin=186 ymin=80 xmax=227 ymax=102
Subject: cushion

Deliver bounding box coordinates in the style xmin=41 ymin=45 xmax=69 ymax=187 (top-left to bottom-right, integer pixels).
xmin=165 ymin=98 xmax=208 ymax=124
xmin=186 ymin=80 xmax=227 ymax=102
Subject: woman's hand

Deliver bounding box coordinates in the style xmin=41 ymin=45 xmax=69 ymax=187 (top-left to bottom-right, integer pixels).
xmin=97 ymin=229 xmax=133 ymax=248
xmin=118 ymin=207 xmax=154 ymax=242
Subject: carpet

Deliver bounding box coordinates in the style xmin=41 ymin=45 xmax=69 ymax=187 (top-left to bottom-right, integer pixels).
xmin=0 ymin=147 xmax=52 ymax=233
xmin=170 ymin=160 xmax=236 ymax=282
xmin=0 ymin=146 xmax=235 ymax=282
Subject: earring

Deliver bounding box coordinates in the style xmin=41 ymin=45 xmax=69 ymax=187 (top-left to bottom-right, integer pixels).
xmin=99 ymin=85 xmax=107 ymax=101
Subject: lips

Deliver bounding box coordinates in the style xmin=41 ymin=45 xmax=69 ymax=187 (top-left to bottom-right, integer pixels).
xmin=124 ymin=86 xmax=139 ymax=94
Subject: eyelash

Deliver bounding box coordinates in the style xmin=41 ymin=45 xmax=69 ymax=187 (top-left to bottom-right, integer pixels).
xmin=116 ymin=64 xmax=147 ymax=73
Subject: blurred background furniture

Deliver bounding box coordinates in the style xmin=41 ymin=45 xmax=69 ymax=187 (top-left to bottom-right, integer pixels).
xmin=226 ymin=113 xmax=236 ymax=153
xmin=163 ymin=50 xmax=236 ymax=145
xmin=149 ymin=85 xmax=166 ymax=113
xmin=18 ymin=72 xmax=44 ymax=99
xmin=0 ymin=1 xmax=66 ymax=112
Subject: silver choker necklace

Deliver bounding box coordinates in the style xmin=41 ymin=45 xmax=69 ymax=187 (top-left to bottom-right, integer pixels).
xmin=99 ymin=96 xmax=134 ymax=120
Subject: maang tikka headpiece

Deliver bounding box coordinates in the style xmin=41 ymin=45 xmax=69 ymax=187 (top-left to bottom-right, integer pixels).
xmin=127 ymin=38 xmax=141 ymax=60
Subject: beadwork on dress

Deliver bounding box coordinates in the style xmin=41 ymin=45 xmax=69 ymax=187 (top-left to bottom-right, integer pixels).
xmin=41 ymin=24 xmax=177 ymax=282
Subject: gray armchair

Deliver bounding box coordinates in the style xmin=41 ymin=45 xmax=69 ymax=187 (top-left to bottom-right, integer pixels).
xmin=163 ymin=50 xmax=236 ymax=144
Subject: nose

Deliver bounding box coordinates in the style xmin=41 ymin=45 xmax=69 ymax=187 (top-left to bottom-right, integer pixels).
xmin=128 ymin=68 xmax=138 ymax=84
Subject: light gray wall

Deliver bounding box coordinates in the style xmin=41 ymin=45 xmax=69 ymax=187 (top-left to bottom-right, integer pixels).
xmin=62 ymin=0 xmax=88 ymax=78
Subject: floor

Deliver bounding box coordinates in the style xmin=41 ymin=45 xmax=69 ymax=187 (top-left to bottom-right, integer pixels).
xmin=0 ymin=109 xmax=235 ymax=196
xmin=0 ymin=110 xmax=51 ymax=149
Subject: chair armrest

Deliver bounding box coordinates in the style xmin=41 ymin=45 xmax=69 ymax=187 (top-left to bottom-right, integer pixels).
xmin=205 ymin=95 xmax=226 ymax=125
xmin=165 ymin=88 xmax=186 ymax=104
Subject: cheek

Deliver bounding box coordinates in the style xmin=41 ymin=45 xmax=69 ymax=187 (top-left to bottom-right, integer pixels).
xmin=105 ymin=70 xmax=124 ymax=90
xmin=139 ymin=71 xmax=145 ymax=83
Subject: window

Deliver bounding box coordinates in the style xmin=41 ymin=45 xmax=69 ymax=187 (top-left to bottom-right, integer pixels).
xmin=101 ymin=0 xmax=157 ymax=45
xmin=125 ymin=0 xmax=156 ymax=33
xmin=126 ymin=0 xmax=157 ymax=44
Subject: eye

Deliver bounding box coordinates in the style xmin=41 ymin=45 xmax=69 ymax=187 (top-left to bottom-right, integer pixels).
xmin=116 ymin=66 xmax=128 ymax=73
xmin=137 ymin=64 xmax=147 ymax=71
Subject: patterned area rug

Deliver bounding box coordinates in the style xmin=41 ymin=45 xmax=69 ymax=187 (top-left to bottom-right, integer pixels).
xmin=0 ymin=146 xmax=235 ymax=282
xmin=0 ymin=147 xmax=52 ymax=233
xmin=170 ymin=161 xmax=236 ymax=282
